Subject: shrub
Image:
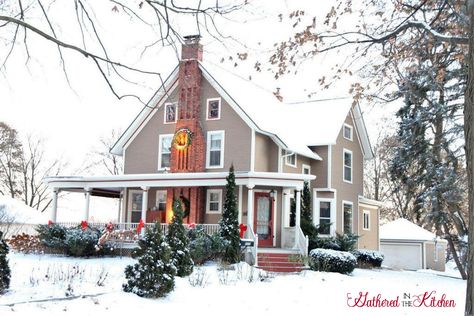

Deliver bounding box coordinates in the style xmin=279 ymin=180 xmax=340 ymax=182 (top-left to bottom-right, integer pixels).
xmin=310 ymin=233 xmax=359 ymax=252
xmin=167 ymin=199 xmax=193 ymax=277
xmin=351 ymin=249 xmax=384 ymax=268
xmin=0 ymin=231 xmax=10 ymax=294
xmin=309 ymin=248 xmax=356 ymax=274
xmin=65 ymin=228 xmax=101 ymax=257
xmin=8 ymin=233 xmax=44 ymax=254
xmin=187 ymin=226 xmax=227 ymax=265
xmin=36 ymin=224 xmax=67 ymax=249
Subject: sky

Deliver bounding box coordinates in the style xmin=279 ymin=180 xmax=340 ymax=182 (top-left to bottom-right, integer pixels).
xmin=0 ymin=0 xmax=399 ymax=220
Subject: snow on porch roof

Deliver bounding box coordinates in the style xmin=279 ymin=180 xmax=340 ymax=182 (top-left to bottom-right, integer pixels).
xmin=380 ymin=218 xmax=439 ymax=242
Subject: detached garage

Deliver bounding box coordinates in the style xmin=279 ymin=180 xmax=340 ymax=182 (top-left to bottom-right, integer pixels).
xmin=380 ymin=219 xmax=447 ymax=271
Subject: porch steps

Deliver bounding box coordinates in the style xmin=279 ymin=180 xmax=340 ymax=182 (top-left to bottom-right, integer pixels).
xmin=257 ymin=251 xmax=306 ymax=273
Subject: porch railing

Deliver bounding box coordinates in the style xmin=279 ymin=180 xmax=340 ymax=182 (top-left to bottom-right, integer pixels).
xmin=296 ymin=226 xmax=309 ymax=257
xmin=246 ymin=225 xmax=258 ymax=266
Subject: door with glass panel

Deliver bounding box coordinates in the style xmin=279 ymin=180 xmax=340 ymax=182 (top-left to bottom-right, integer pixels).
xmin=128 ymin=190 xmax=143 ymax=223
xmin=254 ymin=192 xmax=274 ymax=247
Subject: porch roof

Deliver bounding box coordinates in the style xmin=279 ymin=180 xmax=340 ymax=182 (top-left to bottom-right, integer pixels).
xmin=44 ymin=171 xmax=316 ymax=193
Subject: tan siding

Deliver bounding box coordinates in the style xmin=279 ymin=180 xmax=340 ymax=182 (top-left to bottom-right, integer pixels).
xmin=282 ymin=154 xmax=311 ymax=174
xmin=310 ymin=146 xmax=328 ymax=188
xmin=254 ymin=133 xmax=277 ymax=172
xmin=331 ymin=112 xmax=364 ymax=238
xmin=358 ymin=204 xmax=379 ymax=250
xmin=425 ymin=242 xmax=447 ymax=271
xmin=316 ymin=191 xmax=335 ymax=199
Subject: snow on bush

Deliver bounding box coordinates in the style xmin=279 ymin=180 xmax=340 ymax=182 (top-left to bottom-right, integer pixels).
xmin=309 ymin=248 xmax=356 ymax=274
xmin=351 ymin=249 xmax=384 ymax=268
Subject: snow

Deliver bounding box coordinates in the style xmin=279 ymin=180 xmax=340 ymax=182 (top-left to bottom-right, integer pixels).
xmin=0 ymin=253 xmax=466 ymax=315
xmin=380 ymin=219 xmax=441 ymax=242
xmin=0 ymin=195 xmax=48 ymax=225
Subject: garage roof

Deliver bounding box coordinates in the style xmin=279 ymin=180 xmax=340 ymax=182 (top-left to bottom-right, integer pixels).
xmin=380 ymin=218 xmax=438 ymax=241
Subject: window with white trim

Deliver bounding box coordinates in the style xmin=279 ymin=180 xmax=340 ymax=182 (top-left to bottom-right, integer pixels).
xmin=164 ymin=103 xmax=177 ymax=123
xmin=284 ymin=150 xmax=297 ymax=167
xmin=156 ymin=190 xmax=167 ymax=211
xmin=206 ymin=189 xmax=222 ymax=213
xmin=343 ymin=202 xmax=353 ymax=234
xmin=207 ymin=98 xmax=221 ymax=120
xmin=158 ymin=134 xmax=173 ymax=169
xmin=302 ymin=164 xmax=311 ymax=175
xmin=343 ymin=124 xmax=353 ymax=141
xmin=343 ymin=149 xmax=353 ymax=183
xmin=318 ymin=201 xmax=332 ymax=235
xmin=206 ymin=131 xmax=225 ymax=168
xmin=363 ymin=210 xmax=370 ymax=230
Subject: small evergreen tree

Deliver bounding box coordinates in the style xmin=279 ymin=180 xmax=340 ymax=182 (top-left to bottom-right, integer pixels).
xmin=0 ymin=231 xmax=11 ymax=294
xmin=167 ymin=198 xmax=194 ymax=277
xmin=219 ymin=165 xmax=240 ymax=264
xmin=289 ymin=196 xmax=296 ymax=227
xmin=301 ymin=181 xmax=312 ymax=222
xmin=123 ymin=223 xmax=176 ymax=298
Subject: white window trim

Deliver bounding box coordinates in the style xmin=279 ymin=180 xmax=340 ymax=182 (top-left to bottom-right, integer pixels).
xmin=284 ymin=150 xmax=297 ymax=168
xmin=163 ymin=102 xmax=178 ymax=124
xmin=155 ymin=190 xmax=167 ymax=211
xmin=206 ymin=189 xmax=223 ymax=213
xmin=158 ymin=134 xmax=173 ymax=170
xmin=206 ymin=97 xmax=221 ymax=120
xmin=314 ymin=198 xmax=336 ymax=236
xmin=343 ymin=148 xmax=353 ymax=184
xmin=206 ymin=130 xmax=225 ymax=169
xmin=362 ymin=210 xmax=370 ymax=231
xmin=342 ymin=200 xmax=354 ymax=234
xmin=343 ymin=123 xmax=353 ymax=141
xmin=302 ymin=164 xmax=311 ymax=175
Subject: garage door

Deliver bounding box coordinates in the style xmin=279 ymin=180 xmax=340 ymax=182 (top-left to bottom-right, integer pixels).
xmin=380 ymin=242 xmax=423 ymax=270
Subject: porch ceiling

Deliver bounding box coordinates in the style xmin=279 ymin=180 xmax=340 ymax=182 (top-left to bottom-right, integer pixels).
xmin=43 ymin=171 xmax=316 ymax=191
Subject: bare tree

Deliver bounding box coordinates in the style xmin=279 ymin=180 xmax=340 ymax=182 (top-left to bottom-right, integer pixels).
xmin=0 ymin=122 xmax=23 ymax=198
xmin=91 ymin=129 xmax=123 ymax=176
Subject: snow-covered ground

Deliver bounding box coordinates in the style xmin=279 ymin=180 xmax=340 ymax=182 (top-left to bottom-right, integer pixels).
xmin=0 ymin=196 xmax=48 ymax=224
xmin=0 ymin=253 xmax=466 ymax=316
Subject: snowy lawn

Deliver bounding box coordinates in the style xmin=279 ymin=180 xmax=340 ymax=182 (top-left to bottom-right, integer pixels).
xmin=0 ymin=253 xmax=466 ymax=316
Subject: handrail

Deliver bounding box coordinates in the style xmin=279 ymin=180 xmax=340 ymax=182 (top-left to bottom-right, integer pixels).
xmin=296 ymin=226 xmax=309 ymax=257
xmin=246 ymin=225 xmax=259 ymax=266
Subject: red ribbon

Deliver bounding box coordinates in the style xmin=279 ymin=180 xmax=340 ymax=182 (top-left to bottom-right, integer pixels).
xmin=81 ymin=220 xmax=88 ymax=230
xmin=188 ymin=223 xmax=196 ymax=229
xmin=48 ymin=220 xmax=54 ymax=226
xmin=137 ymin=219 xmax=145 ymax=234
xmin=239 ymin=224 xmax=247 ymax=238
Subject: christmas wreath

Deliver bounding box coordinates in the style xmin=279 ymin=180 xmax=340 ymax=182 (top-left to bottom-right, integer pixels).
xmin=173 ymin=128 xmax=193 ymax=150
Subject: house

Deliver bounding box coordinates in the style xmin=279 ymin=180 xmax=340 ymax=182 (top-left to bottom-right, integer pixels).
xmin=380 ymin=218 xmax=447 ymax=271
xmin=44 ymin=36 xmax=380 ymax=268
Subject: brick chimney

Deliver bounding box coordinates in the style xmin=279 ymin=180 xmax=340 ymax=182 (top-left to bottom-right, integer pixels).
xmin=168 ymin=35 xmax=206 ymax=224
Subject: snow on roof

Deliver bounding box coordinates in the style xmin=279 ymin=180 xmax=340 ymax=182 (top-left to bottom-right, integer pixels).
xmin=380 ymin=218 xmax=438 ymax=241
xmin=0 ymin=195 xmax=48 ymax=224
xmin=200 ymin=61 xmax=353 ymax=158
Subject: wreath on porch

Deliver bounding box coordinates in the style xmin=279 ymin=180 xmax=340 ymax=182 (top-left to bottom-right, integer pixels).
xmin=173 ymin=128 xmax=193 ymax=150
xmin=180 ymin=195 xmax=191 ymax=219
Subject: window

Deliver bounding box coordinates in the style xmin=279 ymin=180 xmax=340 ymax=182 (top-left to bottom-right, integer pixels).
xmin=302 ymin=164 xmax=311 ymax=175
xmin=363 ymin=210 xmax=370 ymax=230
xmin=343 ymin=124 xmax=353 ymax=141
xmin=284 ymin=150 xmax=297 ymax=167
xmin=158 ymin=134 xmax=173 ymax=170
xmin=207 ymin=98 xmax=221 ymax=120
xmin=318 ymin=201 xmax=332 ymax=235
xmin=130 ymin=191 xmax=142 ymax=223
xmin=206 ymin=131 xmax=225 ymax=168
xmin=343 ymin=202 xmax=353 ymax=234
xmin=164 ymin=103 xmax=177 ymax=123
xmin=156 ymin=190 xmax=167 ymax=211
xmin=343 ymin=149 xmax=353 ymax=183
xmin=206 ymin=189 xmax=222 ymax=213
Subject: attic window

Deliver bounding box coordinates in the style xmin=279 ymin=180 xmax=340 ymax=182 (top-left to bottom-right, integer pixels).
xmin=207 ymin=98 xmax=221 ymax=120
xmin=283 ymin=150 xmax=297 ymax=168
xmin=164 ymin=103 xmax=177 ymax=123
xmin=343 ymin=124 xmax=353 ymax=141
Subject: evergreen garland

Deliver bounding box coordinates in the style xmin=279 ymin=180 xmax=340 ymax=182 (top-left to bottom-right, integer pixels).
xmin=123 ymin=223 xmax=176 ymax=298
xmin=167 ymin=198 xmax=194 ymax=277
xmin=0 ymin=231 xmax=11 ymax=294
xmin=219 ymin=165 xmax=240 ymax=264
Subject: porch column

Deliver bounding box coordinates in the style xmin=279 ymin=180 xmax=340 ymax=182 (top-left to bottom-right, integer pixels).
xmin=295 ymin=189 xmax=301 ymax=247
xmin=84 ymin=187 xmax=91 ymax=221
xmin=141 ymin=186 xmax=149 ymax=224
xmin=246 ymin=185 xmax=255 ymax=237
xmin=117 ymin=190 xmax=122 ymax=223
xmin=51 ymin=188 xmax=58 ymax=222
xmin=238 ymin=185 xmax=243 ymax=224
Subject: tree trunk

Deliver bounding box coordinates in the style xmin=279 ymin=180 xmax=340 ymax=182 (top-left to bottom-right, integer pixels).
xmin=465 ymin=1 xmax=474 ymax=315
xmin=445 ymin=224 xmax=468 ymax=280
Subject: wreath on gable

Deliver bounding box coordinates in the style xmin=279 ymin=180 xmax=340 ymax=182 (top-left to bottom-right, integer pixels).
xmin=173 ymin=128 xmax=193 ymax=150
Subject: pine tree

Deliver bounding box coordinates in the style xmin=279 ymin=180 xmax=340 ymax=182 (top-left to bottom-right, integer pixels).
xmin=301 ymin=181 xmax=312 ymax=222
xmin=219 ymin=165 xmax=240 ymax=264
xmin=0 ymin=231 xmax=11 ymax=294
xmin=167 ymin=198 xmax=193 ymax=277
xmin=123 ymin=223 xmax=176 ymax=298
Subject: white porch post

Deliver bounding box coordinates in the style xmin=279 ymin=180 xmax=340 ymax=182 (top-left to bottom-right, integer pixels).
xmin=117 ymin=190 xmax=122 ymax=223
xmin=141 ymin=187 xmax=149 ymax=224
xmin=51 ymin=188 xmax=58 ymax=222
xmin=295 ymin=189 xmax=301 ymax=247
xmin=238 ymin=185 xmax=243 ymax=224
xmin=246 ymin=185 xmax=254 ymax=236
xmin=84 ymin=187 xmax=91 ymax=221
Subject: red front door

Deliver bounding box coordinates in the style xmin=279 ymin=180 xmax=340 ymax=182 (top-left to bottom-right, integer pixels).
xmin=254 ymin=192 xmax=274 ymax=247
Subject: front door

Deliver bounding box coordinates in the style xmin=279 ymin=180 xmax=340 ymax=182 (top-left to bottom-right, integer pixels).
xmin=254 ymin=192 xmax=274 ymax=247
xmin=128 ymin=190 xmax=143 ymax=223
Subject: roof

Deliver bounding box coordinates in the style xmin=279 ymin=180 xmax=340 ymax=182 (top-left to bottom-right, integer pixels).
xmin=380 ymin=218 xmax=440 ymax=242
xmin=111 ymin=60 xmax=374 ymax=160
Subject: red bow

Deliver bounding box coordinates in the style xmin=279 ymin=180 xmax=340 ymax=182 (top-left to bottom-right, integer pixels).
xmin=137 ymin=219 xmax=145 ymax=234
xmin=188 ymin=223 xmax=196 ymax=229
xmin=81 ymin=220 xmax=88 ymax=230
xmin=48 ymin=220 xmax=54 ymax=226
xmin=239 ymin=224 xmax=247 ymax=238
xmin=106 ymin=222 xmax=114 ymax=231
